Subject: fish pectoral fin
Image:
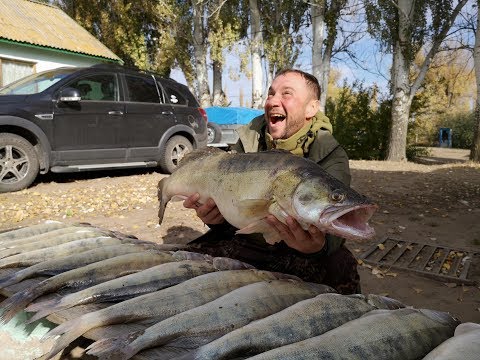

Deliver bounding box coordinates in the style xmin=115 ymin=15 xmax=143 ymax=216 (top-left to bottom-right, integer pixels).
xmin=237 ymin=199 xmax=271 ymax=219
xmin=236 ymin=220 xmax=283 ymax=245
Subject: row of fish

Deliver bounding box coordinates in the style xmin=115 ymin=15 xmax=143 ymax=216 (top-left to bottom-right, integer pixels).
xmin=0 ymin=221 xmax=478 ymax=359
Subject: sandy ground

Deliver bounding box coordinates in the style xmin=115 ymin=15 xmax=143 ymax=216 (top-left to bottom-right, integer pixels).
xmin=0 ymin=147 xmax=479 ymax=327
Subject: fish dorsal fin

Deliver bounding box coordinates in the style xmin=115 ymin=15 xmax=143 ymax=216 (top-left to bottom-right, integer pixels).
xmin=177 ymin=147 xmax=224 ymax=168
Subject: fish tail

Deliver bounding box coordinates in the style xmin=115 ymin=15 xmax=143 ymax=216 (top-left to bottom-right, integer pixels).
xmin=86 ymin=331 xmax=143 ymax=359
xmin=0 ymin=288 xmax=36 ymax=324
xmin=25 ymin=298 xmax=63 ymax=323
xmin=0 ymin=269 xmax=28 ymax=289
xmin=212 ymin=257 xmax=256 ymax=270
xmin=40 ymin=314 xmax=97 ymax=359
xmin=157 ymin=177 xmax=170 ymax=225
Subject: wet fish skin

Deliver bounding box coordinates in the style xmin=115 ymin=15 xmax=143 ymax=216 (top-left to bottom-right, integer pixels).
xmin=0 ymin=221 xmax=69 ymax=243
xmin=0 ymin=249 xmax=175 ymax=324
xmin=422 ymin=322 xmax=480 ymax=359
xmin=26 ymin=259 xmax=217 ymax=322
xmin=86 ymin=280 xmax=335 ymax=360
xmin=0 ymin=229 xmax=106 ymax=259
xmin=40 ymin=268 xmax=300 ymax=360
xmin=182 ymin=293 xmax=405 ymax=360
xmin=0 ymin=243 xmax=162 ymax=290
xmin=246 ymin=308 xmax=459 ymax=360
xmin=0 ymin=236 xmax=124 ymax=269
xmin=158 ymin=148 xmax=377 ymax=245
xmin=0 ymin=225 xmax=98 ymax=250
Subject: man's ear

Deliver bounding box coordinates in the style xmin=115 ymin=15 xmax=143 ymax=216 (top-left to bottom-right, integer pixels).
xmin=305 ymin=99 xmax=320 ymax=119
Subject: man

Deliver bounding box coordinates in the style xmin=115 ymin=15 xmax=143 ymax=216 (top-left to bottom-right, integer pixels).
xmin=183 ymin=69 xmax=360 ymax=294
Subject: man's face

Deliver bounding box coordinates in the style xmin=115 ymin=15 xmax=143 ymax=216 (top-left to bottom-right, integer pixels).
xmin=264 ymin=72 xmax=319 ymax=140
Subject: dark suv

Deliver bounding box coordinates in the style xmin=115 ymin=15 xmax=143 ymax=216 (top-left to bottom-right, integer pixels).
xmin=0 ymin=64 xmax=208 ymax=192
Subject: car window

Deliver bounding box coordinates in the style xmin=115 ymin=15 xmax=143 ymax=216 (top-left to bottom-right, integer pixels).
xmin=125 ymin=75 xmax=160 ymax=103
xmin=67 ymin=74 xmax=119 ymax=101
xmin=0 ymin=68 xmax=76 ymax=95
xmin=161 ymin=83 xmax=189 ymax=106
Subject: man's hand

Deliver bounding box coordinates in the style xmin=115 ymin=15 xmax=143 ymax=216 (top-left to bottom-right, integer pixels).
xmin=265 ymin=215 xmax=326 ymax=254
xmin=183 ymin=193 xmax=225 ymax=225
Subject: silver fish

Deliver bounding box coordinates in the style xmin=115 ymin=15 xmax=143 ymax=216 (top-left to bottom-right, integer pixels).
xmin=40 ymin=268 xmax=301 ymax=360
xmin=26 ymin=258 xmax=217 ymax=322
xmin=246 ymin=308 xmax=459 ymax=360
xmin=422 ymin=322 xmax=480 ymax=360
xmin=182 ymin=293 xmax=405 ymax=360
xmin=0 ymin=221 xmax=69 ymax=243
xmin=0 ymin=249 xmax=175 ymax=323
xmin=158 ymin=148 xmax=377 ymax=245
xmin=86 ymin=280 xmax=335 ymax=360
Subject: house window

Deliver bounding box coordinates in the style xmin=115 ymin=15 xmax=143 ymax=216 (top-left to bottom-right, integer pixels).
xmin=0 ymin=58 xmax=35 ymax=87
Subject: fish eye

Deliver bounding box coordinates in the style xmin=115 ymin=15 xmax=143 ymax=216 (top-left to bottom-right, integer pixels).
xmin=330 ymin=191 xmax=346 ymax=202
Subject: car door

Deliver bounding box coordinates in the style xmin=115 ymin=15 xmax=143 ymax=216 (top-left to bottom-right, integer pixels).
xmin=52 ymin=72 xmax=127 ymax=163
xmin=123 ymin=73 xmax=176 ymax=161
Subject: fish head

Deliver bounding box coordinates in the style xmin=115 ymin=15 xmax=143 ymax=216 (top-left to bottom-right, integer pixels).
xmin=289 ymin=174 xmax=378 ymax=241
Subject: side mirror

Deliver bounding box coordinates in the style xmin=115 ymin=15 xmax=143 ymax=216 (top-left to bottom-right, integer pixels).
xmin=59 ymin=87 xmax=81 ymax=102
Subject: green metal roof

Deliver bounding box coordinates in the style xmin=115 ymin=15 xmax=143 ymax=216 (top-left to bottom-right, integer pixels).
xmin=0 ymin=0 xmax=122 ymax=63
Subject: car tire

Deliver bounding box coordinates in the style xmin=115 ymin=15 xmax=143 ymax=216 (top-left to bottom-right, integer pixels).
xmin=0 ymin=133 xmax=39 ymax=193
xmin=207 ymin=122 xmax=222 ymax=144
xmin=159 ymin=135 xmax=193 ymax=174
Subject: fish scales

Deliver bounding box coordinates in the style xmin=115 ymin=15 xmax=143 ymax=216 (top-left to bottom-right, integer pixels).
xmin=0 ymin=225 xmax=97 ymax=250
xmin=0 ymin=250 xmax=175 ymax=323
xmin=40 ymin=269 xmax=300 ymax=360
xmin=0 ymin=236 xmax=124 ymax=269
xmin=158 ymin=148 xmax=377 ymax=245
xmin=183 ymin=293 xmax=405 ymax=360
xmin=26 ymin=259 xmax=217 ymax=322
xmin=246 ymin=308 xmax=459 ymax=360
xmin=0 ymin=243 xmax=159 ymax=289
xmin=0 ymin=221 xmax=69 ymax=243
xmin=86 ymin=279 xmax=335 ymax=360
xmin=0 ymin=230 xmax=106 ymax=259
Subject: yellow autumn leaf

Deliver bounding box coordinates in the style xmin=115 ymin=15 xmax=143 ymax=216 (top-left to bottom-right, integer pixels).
xmin=378 ymin=243 xmax=385 ymax=250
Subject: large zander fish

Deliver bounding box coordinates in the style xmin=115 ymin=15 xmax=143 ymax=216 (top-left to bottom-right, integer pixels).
xmin=158 ymin=148 xmax=377 ymax=244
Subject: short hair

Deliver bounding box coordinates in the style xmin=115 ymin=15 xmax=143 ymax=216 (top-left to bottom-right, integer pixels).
xmin=274 ymin=69 xmax=321 ymax=100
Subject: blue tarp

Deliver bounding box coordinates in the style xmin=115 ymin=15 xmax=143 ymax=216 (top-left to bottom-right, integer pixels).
xmin=205 ymin=106 xmax=264 ymax=125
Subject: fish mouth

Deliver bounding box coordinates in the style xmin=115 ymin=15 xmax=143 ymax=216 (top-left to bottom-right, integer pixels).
xmin=319 ymin=204 xmax=378 ymax=240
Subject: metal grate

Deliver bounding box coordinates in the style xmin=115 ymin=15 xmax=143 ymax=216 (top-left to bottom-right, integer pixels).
xmin=358 ymin=237 xmax=478 ymax=285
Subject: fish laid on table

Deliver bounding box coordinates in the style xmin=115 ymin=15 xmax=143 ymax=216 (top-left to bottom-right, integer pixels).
xmin=0 ymin=229 xmax=107 ymax=259
xmin=40 ymin=268 xmax=302 ymax=360
xmin=0 ymin=249 xmax=176 ymax=323
xmin=158 ymin=148 xmax=377 ymax=245
xmin=181 ymin=293 xmax=405 ymax=360
xmin=423 ymin=322 xmax=480 ymax=360
xmin=246 ymin=308 xmax=459 ymax=360
xmin=0 ymin=221 xmax=69 ymax=243
xmin=26 ymin=258 xmax=218 ymax=322
xmin=86 ymin=280 xmax=335 ymax=360
xmin=0 ymin=236 xmax=125 ymax=269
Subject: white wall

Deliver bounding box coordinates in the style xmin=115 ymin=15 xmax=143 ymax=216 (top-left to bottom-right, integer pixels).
xmin=0 ymin=41 xmax=110 ymax=72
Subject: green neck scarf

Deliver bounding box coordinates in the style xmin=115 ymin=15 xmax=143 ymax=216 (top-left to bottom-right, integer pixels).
xmin=265 ymin=111 xmax=332 ymax=156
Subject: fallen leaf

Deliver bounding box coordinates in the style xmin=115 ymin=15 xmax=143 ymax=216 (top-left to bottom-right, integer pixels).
xmin=444 ymin=283 xmax=457 ymax=288
xmin=372 ymin=268 xmax=383 ymax=275
xmin=378 ymin=243 xmax=385 ymax=250
xmin=412 ymin=287 xmax=423 ymax=294
xmin=386 ymin=272 xmax=397 ymax=277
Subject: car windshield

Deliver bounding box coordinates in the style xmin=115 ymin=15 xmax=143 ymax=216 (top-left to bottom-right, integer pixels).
xmin=0 ymin=68 xmax=78 ymax=95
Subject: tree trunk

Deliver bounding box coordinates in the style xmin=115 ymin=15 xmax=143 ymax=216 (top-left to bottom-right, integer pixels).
xmin=386 ymin=0 xmax=414 ymax=161
xmin=192 ymin=1 xmax=211 ymax=107
xmin=212 ymin=60 xmax=227 ymax=106
xmin=471 ymin=0 xmax=480 ymax=162
xmin=250 ymin=0 xmax=264 ymax=109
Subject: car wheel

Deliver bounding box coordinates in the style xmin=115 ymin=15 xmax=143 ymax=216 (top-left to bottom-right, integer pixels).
xmin=0 ymin=133 xmax=39 ymax=193
xmin=207 ymin=122 xmax=222 ymax=144
xmin=159 ymin=135 xmax=193 ymax=174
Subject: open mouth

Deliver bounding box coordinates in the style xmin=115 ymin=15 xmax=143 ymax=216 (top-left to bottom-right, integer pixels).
xmin=320 ymin=204 xmax=378 ymax=240
xmin=269 ymin=114 xmax=286 ymax=123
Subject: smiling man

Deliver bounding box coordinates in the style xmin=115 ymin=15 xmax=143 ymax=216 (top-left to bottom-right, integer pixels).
xmin=184 ymin=69 xmax=360 ymax=294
